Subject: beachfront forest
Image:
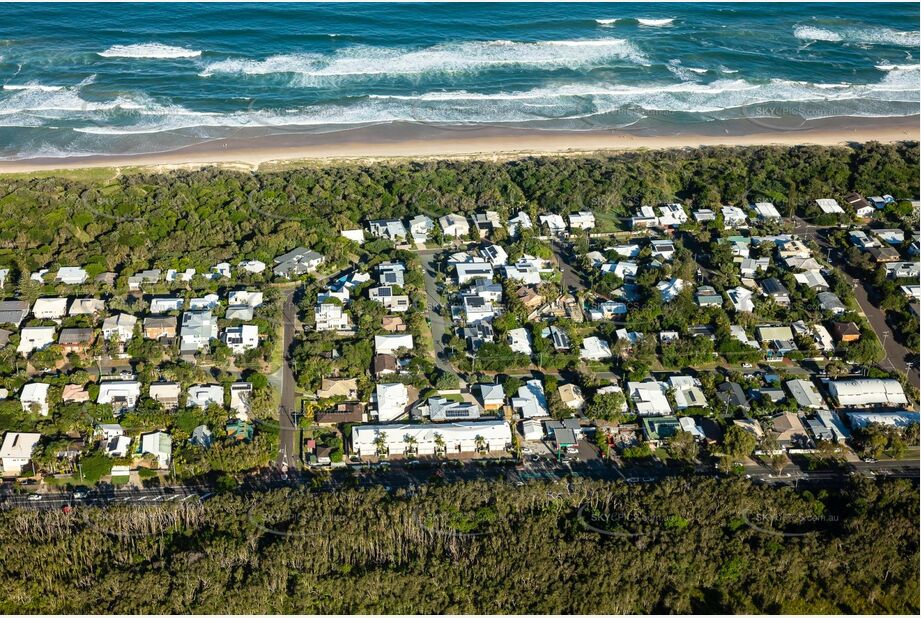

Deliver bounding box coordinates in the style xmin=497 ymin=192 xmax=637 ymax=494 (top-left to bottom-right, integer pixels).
xmin=0 ymin=477 xmax=916 ymax=614
xmin=0 ymin=142 xmax=917 ymax=277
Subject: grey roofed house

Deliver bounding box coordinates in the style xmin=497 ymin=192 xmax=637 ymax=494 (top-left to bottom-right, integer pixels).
xmin=428 ymin=397 xmax=481 ymax=422
xmin=695 ymin=285 xmax=723 ymax=307
xmin=785 ymin=379 xmax=825 ymax=409
xmin=95 ymin=272 xmax=117 ymax=286
xmin=0 ymin=300 xmax=29 ymax=326
xmin=462 ymin=321 xmax=494 ymax=352
xmin=817 ymin=291 xmax=846 ymax=314
xmin=273 ymin=247 xmax=324 ymax=278
xmin=760 ymin=277 xmax=790 ymax=305
xmin=367 ymin=218 xmax=408 ymax=241
xmin=549 ymin=326 xmax=571 ymax=351
xmin=225 ymin=305 xmax=254 ymax=321
xmin=190 ymin=425 xmax=213 ymax=449
xmin=58 ymin=327 xmax=94 ymax=345
xmin=717 ymin=381 xmax=749 ymax=411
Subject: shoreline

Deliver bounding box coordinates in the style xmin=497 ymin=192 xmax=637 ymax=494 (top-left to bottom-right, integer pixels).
xmin=0 ymin=116 xmax=918 ymax=174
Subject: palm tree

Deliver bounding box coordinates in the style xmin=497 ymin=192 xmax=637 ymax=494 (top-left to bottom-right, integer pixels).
xmin=433 ymin=432 xmax=446 ymax=458
xmin=373 ymin=432 xmax=387 ymax=458
xmin=474 ymin=434 xmax=486 ymax=454
xmin=403 ymin=434 xmax=418 ymax=456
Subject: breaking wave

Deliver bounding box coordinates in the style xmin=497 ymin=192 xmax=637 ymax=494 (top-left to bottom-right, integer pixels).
xmin=98 ymin=43 xmax=202 ymax=58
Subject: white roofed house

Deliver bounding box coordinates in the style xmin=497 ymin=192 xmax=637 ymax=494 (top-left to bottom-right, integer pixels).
xmin=752 ymin=202 xmax=782 ymax=219
xmin=55 ymin=266 xmax=88 ymax=285
xmin=785 ymin=379 xmax=825 ymax=409
xmin=480 ymin=244 xmax=509 ymax=266
xmin=375 ymin=382 xmax=409 ymax=422
xmin=817 ymin=291 xmax=847 ymax=315
xmin=461 ymin=294 xmax=496 ymax=324
xmin=568 ymin=211 xmax=596 ymax=231
xmin=273 ymin=247 xmax=324 ymax=279
xmin=187 ymin=384 xmax=225 ymax=409
xmin=97 ymin=380 xmax=142 ymax=413
xmin=507 ymin=327 xmax=532 ymax=355
xmin=127 ymin=269 xmax=161 ymax=291
xmin=238 ymin=259 xmax=267 ymax=274
xmin=32 ymin=297 xmax=68 ymax=320
xmin=17 ymin=326 xmax=55 ymax=356
xmin=439 ymin=213 xmax=470 ymax=238
xmin=507 ymin=211 xmax=532 ymax=237
xmin=229 ymin=382 xmax=253 ymax=420
xmin=0 ymin=432 xmax=42 ymax=474
xmin=222 ymin=324 xmax=259 ymax=354
xmin=228 ymin=290 xmax=264 ymax=308
xmin=102 ymin=313 xmax=138 ymax=343
xmin=631 ymin=206 xmax=659 ymax=229
xmin=314 ymin=302 xmax=352 ymax=332
xmin=721 ymin=206 xmax=748 ymax=228
xmin=368 ymin=286 xmax=411 ymax=313
xmin=149 ymin=382 xmax=182 ymax=410
xmin=375 ymin=334 xmax=414 ymax=356
xmin=408 ymin=214 xmax=434 ymax=243
xmin=657 ymin=203 xmax=688 ymax=227
xmin=455 ymin=262 xmax=494 ymax=286
xmin=20 ymin=383 xmax=51 ymax=416
xmin=472 ymin=211 xmax=502 ymax=237
xmin=340 ymin=229 xmax=366 ymax=244
xmin=539 ymin=214 xmax=566 ymax=234
xmin=377 ymin=261 xmax=406 ymax=287
xmin=627 ymin=381 xmax=672 ymax=416
xmin=179 ymin=310 xmax=217 ymax=354
xmin=656 ymin=278 xmax=686 ymax=303
xmin=827 ymin=379 xmax=908 ymax=408
xmin=580 ymin=336 xmax=612 ymax=361
xmin=650 ymin=239 xmax=676 ymax=260
xmin=668 ymin=376 xmax=709 ymax=410
xmin=503 ymin=256 xmax=546 ymax=285
xmin=68 ymin=298 xmax=106 ymax=317
xmin=149 ymin=296 xmax=184 ymax=314
xmin=815 ymin=198 xmax=845 ymax=214
xmin=367 ymin=219 xmax=408 ymax=242
xmin=512 ymin=380 xmax=549 ymax=419
xmin=793 ymin=271 xmax=830 ymax=291
xmin=210 ymin=262 xmax=231 ymax=280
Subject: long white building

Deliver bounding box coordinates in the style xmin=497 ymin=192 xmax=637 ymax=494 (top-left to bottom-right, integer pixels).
xmin=352 ymin=420 xmax=511 ymax=457
xmin=827 ymin=379 xmax=908 ymax=407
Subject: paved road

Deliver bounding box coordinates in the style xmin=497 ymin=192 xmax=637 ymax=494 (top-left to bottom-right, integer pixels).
xmin=549 ymin=237 xmax=588 ymax=295
xmin=794 ymin=217 xmax=919 ymax=388
xmin=277 ymin=290 xmax=299 ymax=469
xmin=417 ymin=249 xmax=457 ymax=379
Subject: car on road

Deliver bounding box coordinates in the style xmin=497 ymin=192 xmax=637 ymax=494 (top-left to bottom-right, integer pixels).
xmin=26 ymin=493 xmax=42 ymax=501
xmin=863 ymin=457 xmax=877 ymax=463
xmin=741 ymin=363 xmax=753 ymax=368
xmin=72 ymin=489 xmax=89 ymax=499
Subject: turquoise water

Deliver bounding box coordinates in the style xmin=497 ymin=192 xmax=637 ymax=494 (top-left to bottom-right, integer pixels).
xmin=0 ymin=2 xmax=918 ymax=159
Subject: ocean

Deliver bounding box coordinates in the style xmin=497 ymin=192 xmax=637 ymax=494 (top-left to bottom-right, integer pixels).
xmin=0 ymin=2 xmax=918 ymax=160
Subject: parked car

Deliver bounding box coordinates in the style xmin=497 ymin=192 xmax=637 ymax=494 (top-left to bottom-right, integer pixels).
xmin=27 ymin=493 xmax=42 ymax=501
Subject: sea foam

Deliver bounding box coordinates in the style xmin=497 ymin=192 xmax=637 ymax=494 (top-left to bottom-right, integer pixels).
xmin=98 ymin=43 xmax=202 ymax=59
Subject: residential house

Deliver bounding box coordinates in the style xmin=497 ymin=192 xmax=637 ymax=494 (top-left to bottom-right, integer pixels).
xmin=844 ymin=192 xmax=872 ymax=217
xmin=374 ymin=334 xmax=413 ymax=356
xmin=317 ymin=378 xmax=359 ymax=400
xmin=189 ymin=294 xmax=219 ymax=310
xmin=439 ymin=213 xmax=470 ymax=238
xmin=658 ymin=203 xmax=688 ymax=227
xmin=768 ymin=412 xmax=810 ymax=450
xmin=68 ymin=298 xmax=106 ymax=317
xmin=476 ymin=383 xmax=505 ymax=411
xmin=143 ymin=316 xmax=177 ymax=340
xmin=368 ymin=287 xmax=411 ymax=313
xmin=20 ymin=383 xmax=50 ymax=416
xmin=229 ymin=382 xmax=253 ymax=419
xmin=222 ymin=324 xmax=259 ymax=354
xmin=140 ymin=431 xmax=172 ymax=468
xmin=228 ymin=290 xmax=264 ymax=308
xmin=539 ymin=214 xmax=566 ymax=234
xmin=17 ymin=326 xmax=56 ymax=356
xmin=785 ymin=379 xmax=825 ymax=409
xmin=695 ymin=285 xmax=723 ymax=307
xmin=817 ymin=291 xmax=847 ymax=315
xmin=57 ymin=328 xmax=94 ymax=354
xmin=375 ymin=383 xmax=409 ymax=422
xmin=874 ymin=228 xmax=906 ymax=245
xmin=793 ymin=271 xmax=829 ymax=291
xmin=149 ymin=382 xmax=181 ymax=410
xmin=642 ymin=416 xmax=681 ymax=448
xmin=368 ymin=219 xmax=408 ymax=242
xmin=455 ymin=262 xmax=494 ymax=286
xmin=668 ymin=376 xmax=708 ymax=410
xmin=760 ymin=278 xmax=790 ymax=306
xmin=408 ymin=214 xmax=434 ymax=243
xmin=340 ymin=229 xmax=365 ymax=244
xmin=580 ymin=336 xmax=612 ymax=361
xmin=693 ymin=208 xmax=716 ymax=223
xmin=187 ymin=384 xmax=225 ymax=409
xmin=512 ymin=380 xmax=549 ymax=419
xmin=315 ymin=402 xmax=365 ymax=425
xmin=314 ymin=302 xmax=352 ymax=331
xmin=717 ymin=381 xmax=750 ymax=412
xmin=55 ymin=266 xmax=88 ymax=285
xmin=558 ymin=383 xmax=585 ymax=410
xmin=885 ymin=262 xmax=920 ymax=279
xmin=0 ymin=300 xmax=29 ymax=327
xmin=549 ymin=326 xmax=570 ymax=351
xmin=127 ymin=269 xmax=161 ymax=291
xmin=149 ymin=297 xmax=184 ymax=314
xmin=830 ymin=321 xmax=861 ymax=343
xmin=238 ymin=259 xmax=267 ymax=274
xmin=867 ymin=246 xmax=901 ymax=263
xmin=377 ymin=261 xmax=405 ymax=287
xmin=727 ymin=286 xmax=755 ymax=313
xmin=472 ymin=211 xmax=501 ymax=237
xmin=815 ymin=198 xmax=844 ymax=214
xmin=427 ymin=397 xmax=482 ymax=422
xmin=752 ymin=202 xmax=782 ymax=219
xmin=0 ymin=432 xmax=42 ymax=474
xmin=179 ymin=310 xmax=217 ymax=353
xmin=507 ymin=211 xmax=532 ymax=237
xmin=273 ymin=247 xmax=325 ymax=278
xmin=32 ymin=297 xmax=68 ymax=320
xmin=102 ymin=313 xmax=138 ymax=342
xmin=587 ymin=300 xmax=627 ymax=321
xmin=568 ymin=211 xmax=595 ymax=230
xmin=480 ymin=244 xmax=509 ymax=266
xmin=373 ymin=353 xmax=398 ymax=378
xmin=97 ymin=380 xmax=142 ymax=412
xmin=627 ymin=381 xmax=672 ymax=416
xmin=515 ymin=285 xmax=544 ymax=312
xmin=62 ymin=384 xmax=89 ymax=403
xmin=721 ymin=206 xmax=748 ymax=228
xmin=650 ymin=239 xmax=676 ymax=260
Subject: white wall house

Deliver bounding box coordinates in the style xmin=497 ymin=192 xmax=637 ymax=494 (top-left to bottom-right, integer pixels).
xmin=352 ymin=420 xmax=511 ymax=457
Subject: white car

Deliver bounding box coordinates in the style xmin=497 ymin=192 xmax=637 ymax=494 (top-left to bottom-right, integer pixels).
xmin=26 ymin=493 xmax=42 ymax=501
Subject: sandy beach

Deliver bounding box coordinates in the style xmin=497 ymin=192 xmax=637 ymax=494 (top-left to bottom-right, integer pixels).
xmin=0 ymin=116 xmax=917 ymax=174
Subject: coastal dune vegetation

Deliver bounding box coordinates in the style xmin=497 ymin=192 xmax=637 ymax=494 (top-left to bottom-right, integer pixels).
xmin=0 ymin=477 xmax=916 ymax=614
